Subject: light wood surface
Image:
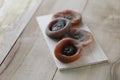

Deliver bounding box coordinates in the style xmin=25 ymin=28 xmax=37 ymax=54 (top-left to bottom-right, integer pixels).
xmin=0 ymin=0 xmax=120 ymax=80
xmin=0 ymin=39 xmax=20 ymax=74
xmin=0 ymin=0 xmax=43 ymax=64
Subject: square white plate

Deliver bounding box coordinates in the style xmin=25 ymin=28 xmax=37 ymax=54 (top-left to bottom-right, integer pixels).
xmin=36 ymin=14 xmax=108 ymax=70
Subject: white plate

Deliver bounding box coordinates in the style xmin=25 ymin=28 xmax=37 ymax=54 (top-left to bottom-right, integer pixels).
xmin=36 ymin=14 xmax=108 ymax=70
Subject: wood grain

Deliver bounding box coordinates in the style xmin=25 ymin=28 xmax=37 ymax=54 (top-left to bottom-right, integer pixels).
xmin=0 ymin=39 xmax=20 ymax=74
xmin=0 ymin=0 xmax=120 ymax=80
xmin=83 ymin=0 xmax=120 ymax=63
xmin=0 ymin=0 xmax=43 ymax=64
xmin=0 ymin=0 xmax=57 ymax=80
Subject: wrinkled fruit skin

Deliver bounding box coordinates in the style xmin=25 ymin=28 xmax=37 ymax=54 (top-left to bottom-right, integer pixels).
xmin=51 ymin=20 xmax=66 ymax=31
xmin=53 ymin=10 xmax=82 ymax=26
xmin=46 ymin=18 xmax=70 ymax=39
xmin=69 ymin=28 xmax=94 ymax=47
xmin=54 ymin=38 xmax=82 ymax=63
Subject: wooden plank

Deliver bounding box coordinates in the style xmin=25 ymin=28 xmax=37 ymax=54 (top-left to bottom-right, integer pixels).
xmin=37 ymin=14 xmax=108 ymax=70
xmin=0 ymin=0 xmax=57 ymax=80
xmin=8 ymin=36 xmax=57 ymax=80
xmin=0 ymin=0 xmax=43 ymax=64
xmin=83 ymin=0 xmax=120 ymax=63
xmin=54 ymin=63 xmax=110 ymax=80
xmin=50 ymin=0 xmax=88 ymax=14
xmin=0 ymin=36 xmax=57 ymax=80
xmin=0 ymin=39 xmax=20 ymax=74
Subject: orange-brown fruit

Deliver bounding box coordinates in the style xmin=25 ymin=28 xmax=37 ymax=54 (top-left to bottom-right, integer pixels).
xmin=68 ymin=28 xmax=93 ymax=47
xmin=54 ymin=38 xmax=82 ymax=63
xmin=53 ymin=10 xmax=82 ymax=26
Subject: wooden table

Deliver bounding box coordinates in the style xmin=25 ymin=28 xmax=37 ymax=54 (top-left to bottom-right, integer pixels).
xmin=0 ymin=0 xmax=120 ymax=80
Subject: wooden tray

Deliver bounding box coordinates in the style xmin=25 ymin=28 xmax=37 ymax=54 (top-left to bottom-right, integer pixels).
xmin=37 ymin=14 xmax=108 ymax=70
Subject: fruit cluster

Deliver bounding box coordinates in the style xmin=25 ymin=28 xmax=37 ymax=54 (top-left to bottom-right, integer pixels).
xmin=46 ymin=10 xmax=93 ymax=63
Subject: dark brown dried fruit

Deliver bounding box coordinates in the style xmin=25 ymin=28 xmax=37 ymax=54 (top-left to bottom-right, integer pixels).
xmin=62 ymin=44 xmax=77 ymax=56
xmin=46 ymin=18 xmax=70 ymax=39
xmin=53 ymin=10 xmax=82 ymax=26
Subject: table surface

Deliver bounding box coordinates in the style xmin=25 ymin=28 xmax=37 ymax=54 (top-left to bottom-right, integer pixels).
xmin=0 ymin=0 xmax=120 ymax=80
